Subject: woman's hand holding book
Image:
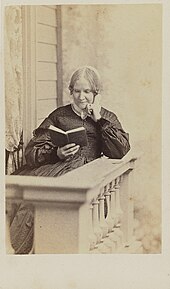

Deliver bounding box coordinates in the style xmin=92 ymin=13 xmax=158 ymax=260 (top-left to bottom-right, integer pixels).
xmin=57 ymin=143 xmax=80 ymax=160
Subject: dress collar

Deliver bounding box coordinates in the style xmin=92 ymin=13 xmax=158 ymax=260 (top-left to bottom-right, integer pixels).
xmin=71 ymin=103 xmax=88 ymax=120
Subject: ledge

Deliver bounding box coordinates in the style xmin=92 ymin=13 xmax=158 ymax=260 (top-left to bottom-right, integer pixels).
xmin=6 ymin=152 xmax=137 ymax=204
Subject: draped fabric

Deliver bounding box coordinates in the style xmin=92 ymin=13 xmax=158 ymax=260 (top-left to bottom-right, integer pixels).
xmin=5 ymin=6 xmax=23 ymax=174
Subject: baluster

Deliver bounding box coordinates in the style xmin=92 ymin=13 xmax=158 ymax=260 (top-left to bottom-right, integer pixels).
xmin=120 ymin=169 xmax=137 ymax=249
xmin=115 ymin=177 xmax=123 ymax=225
xmin=89 ymin=202 xmax=98 ymax=252
xmin=110 ymin=180 xmax=117 ymax=228
xmin=116 ymin=175 xmax=125 ymax=248
xmin=107 ymin=183 xmax=123 ymax=253
xmin=105 ymin=182 xmax=115 ymax=232
xmin=113 ymin=176 xmax=124 ymax=250
xmin=106 ymin=180 xmax=118 ymax=252
xmin=99 ymin=186 xmax=109 ymax=238
xmin=106 ymin=179 xmax=123 ymax=252
xmin=92 ymin=198 xmax=103 ymax=245
xmin=98 ymin=186 xmax=113 ymax=253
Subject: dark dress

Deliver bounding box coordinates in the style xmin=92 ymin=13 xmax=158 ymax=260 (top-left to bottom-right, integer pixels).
xmin=10 ymin=104 xmax=130 ymax=254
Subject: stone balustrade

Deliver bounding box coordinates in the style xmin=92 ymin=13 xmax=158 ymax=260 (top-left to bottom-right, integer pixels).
xmin=6 ymin=152 xmax=143 ymax=254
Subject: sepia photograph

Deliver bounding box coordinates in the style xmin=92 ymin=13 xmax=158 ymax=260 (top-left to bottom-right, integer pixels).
xmin=4 ymin=3 xmax=162 ymax=256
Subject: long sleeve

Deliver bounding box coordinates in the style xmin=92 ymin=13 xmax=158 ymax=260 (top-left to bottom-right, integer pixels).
xmin=25 ymin=118 xmax=59 ymax=168
xmin=25 ymin=105 xmax=130 ymax=167
xmin=98 ymin=107 xmax=130 ymax=159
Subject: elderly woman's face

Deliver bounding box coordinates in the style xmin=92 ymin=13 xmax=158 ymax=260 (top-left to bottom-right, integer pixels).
xmin=72 ymin=77 xmax=94 ymax=110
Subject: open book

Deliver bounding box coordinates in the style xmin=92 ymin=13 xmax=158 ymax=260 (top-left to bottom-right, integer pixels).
xmin=48 ymin=125 xmax=88 ymax=147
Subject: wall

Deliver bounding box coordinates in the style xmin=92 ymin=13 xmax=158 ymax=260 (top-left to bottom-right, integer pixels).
xmin=61 ymin=4 xmax=162 ymax=253
xmin=22 ymin=5 xmax=59 ymax=138
xmin=35 ymin=5 xmax=58 ymax=127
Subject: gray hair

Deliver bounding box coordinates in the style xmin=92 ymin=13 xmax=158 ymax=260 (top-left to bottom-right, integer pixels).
xmin=68 ymin=66 xmax=102 ymax=96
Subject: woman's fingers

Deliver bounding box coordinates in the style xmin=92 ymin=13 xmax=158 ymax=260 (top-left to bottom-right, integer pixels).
xmin=88 ymin=95 xmax=102 ymax=122
xmin=86 ymin=104 xmax=93 ymax=115
xmin=63 ymin=143 xmax=76 ymax=150
xmin=64 ymin=145 xmax=80 ymax=156
xmin=57 ymin=144 xmax=80 ymax=159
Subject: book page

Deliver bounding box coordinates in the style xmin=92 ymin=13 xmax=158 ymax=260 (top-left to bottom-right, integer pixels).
xmin=67 ymin=126 xmax=85 ymax=134
xmin=49 ymin=125 xmax=66 ymax=135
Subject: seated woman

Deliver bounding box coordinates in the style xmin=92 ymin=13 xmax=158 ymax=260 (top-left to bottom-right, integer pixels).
xmin=9 ymin=66 xmax=130 ymax=253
